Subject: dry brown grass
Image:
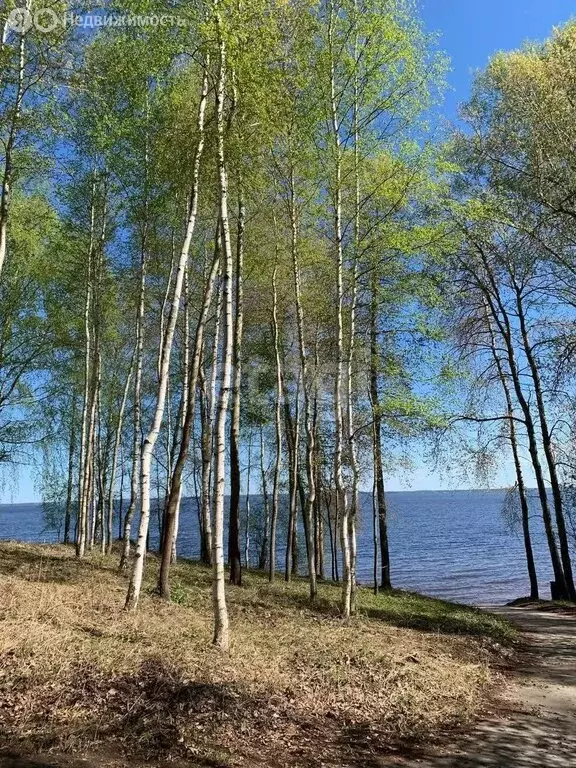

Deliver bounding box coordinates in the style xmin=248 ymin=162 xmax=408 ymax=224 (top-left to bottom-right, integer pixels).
xmin=0 ymin=541 xmax=513 ymax=767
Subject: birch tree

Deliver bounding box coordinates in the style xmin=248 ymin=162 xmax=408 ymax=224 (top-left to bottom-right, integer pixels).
xmin=125 ymin=58 xmax=210 ymax=610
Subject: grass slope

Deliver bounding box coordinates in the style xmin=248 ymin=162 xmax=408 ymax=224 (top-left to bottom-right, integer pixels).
xmin=0 ymin=542 xmax=515 ymax=767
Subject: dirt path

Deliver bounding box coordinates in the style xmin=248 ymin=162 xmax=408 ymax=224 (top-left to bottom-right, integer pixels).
xmin=405 ymin=605 xmax=576 ymax=768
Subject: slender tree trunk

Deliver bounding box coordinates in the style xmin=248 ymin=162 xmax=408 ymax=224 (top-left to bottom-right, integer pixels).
xmin=369 ymin=281 xmax=391 ymax=589
xmin=314 ymin=465 xmax=324 ymax=579
xmin=346 ymin=45 xmax=361 ymax=612
xmin=204 ymin=270 xmax=222 ymax=565
xmin=284 ymin=395 xmax=300 ymax=582
xmin=94 ymin=204 xmax=107 ymax=554
xmin=120 ymin=271 xmax=145 ymax=569
xmin=96 ymin=377 xmax=106 ymax=554
xmin=87 ymin=369 xmax=99 ymax=552
xmin=156 ymin=241 xmax=177 ymax=554
xmin=125 ymin=60 xmax=209 ymax=611
xmin=87 ymin=448 xmax=95 ymax=549
xmin=161 ymin=264 xmax=191 ymax=563
xmin=64 ymin=395 xmax=78 ymax=545
xmin=372 ymin=463 xmax=378 ymax=595
xmin=513 ymin=285 xmax=575 ymax=600
xmin=486 ymin=316 xmax=539 ymax=599
xmin=333 ymin=488 xmax=340 ymax=582
xmin=258 ymin=425 xmax=270 ymax=570
xmin=120 ymin=149 xmax=150 ymax=570
xmin=199 ymin=283 xmax=220 ymax=566
xmin=244 ymin=430 xmax=252 ymax=568
xmin=211 ymin=19 xmax=233 ymax=650
xmin=76 ymin=180 xmax=97 ymax=559
xmin=173 ymin=267 xmax=193 ymax=564
xmin=118 ymin=444 xmax=124 ymax=539
xmin=472 ymin=254 xmax=568 ymax=597
xmin=328 ymin=3 xmax=351 ymax=618
xmin=0 ymin=19 xmax=26 ymax=279
xmin=269 ymin=262 xmax=283 ymax=582
xmin=313 ymin=385 xmax=324 ymax=580
xmin=106 ymin=349 xmax=135 ymax=555
xmin=228 ymin=188 xmax=245 ymax=586
xmin=326 ymin=490 xmax=336 ymax=582
xmin=288 ymin=170 xmax=316 ymax=599
xmin=158 ymin=239 xmax=176 ymax=378
xmin=157 ymin=247 xmax=219 ymax=599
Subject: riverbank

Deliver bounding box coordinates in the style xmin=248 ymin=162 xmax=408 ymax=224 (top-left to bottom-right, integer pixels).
xmin=0 ymin=541 xmax=515 ymax=767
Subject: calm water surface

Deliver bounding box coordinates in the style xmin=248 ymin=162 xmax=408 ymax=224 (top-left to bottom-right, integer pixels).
xmin=0 ymin=489 xmax=556 ymax=605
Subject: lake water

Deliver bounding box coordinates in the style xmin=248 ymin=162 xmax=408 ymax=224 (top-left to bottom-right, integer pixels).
xmin=0 ymin=489 xmax=559 ymax=605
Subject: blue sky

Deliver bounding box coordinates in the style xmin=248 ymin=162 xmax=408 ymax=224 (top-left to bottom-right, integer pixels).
xmin=6 ymin=1 xmax=575 ymax=503
xmin=387 ymin=0 xmax=575 ymax=491
xmin=420 ymin=0 xmax=574 ymax=122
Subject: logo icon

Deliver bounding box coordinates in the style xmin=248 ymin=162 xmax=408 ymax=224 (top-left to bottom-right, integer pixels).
xmin=33 ymin=8 xmax=59 ymax=32
xmin=6 ymin=7 xmax=33 ymax=34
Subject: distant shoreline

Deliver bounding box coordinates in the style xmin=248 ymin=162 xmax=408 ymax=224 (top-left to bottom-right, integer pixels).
xmin=0 ymin=486 xmax=544 ymax=506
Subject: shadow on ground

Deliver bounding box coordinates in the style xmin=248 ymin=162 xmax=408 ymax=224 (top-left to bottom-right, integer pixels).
xmin=407 ymin=712 xmax=576 ymax=768
xmin=0 ymin=543 xmax=115 ymax=583
xmin=0 ymin=750 xmax=226 ymax=768
xmin=254 ymin=586 xmax=512 ymax=641
xmin=396 ymin=607 xmax=576 ymax=768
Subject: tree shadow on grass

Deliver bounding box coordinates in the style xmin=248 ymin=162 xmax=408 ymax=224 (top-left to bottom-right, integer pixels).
xmin=0 ymin=542 xmax=117 ymax=584
xmin=2 ymin=658 xmax=261 ymax=767
xmin=0 ymin=543 xmax=512 ymax=643
xmin=241 ymin=582 xmax=513 ymax=643
xmin=361 ymin=592 xmax=513 ymax=642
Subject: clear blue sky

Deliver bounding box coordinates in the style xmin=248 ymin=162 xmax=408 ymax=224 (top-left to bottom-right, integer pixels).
xmin=388 ymin=0 xmax=575 ymax=491
xmin=6 ymin=1 xmax=575 ymax=503
xmin=420 ymin=0 xmax=574 ymax=121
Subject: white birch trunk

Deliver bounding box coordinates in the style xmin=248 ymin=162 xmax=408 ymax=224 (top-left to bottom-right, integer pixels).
xmin=125 ymin=61 xmax=210 ymax=611
xmin=120 ymin=249 xmax=146 ymax=569
xmin=76 ymin=180 xmax=97 ymax=558
xmin=200 ymin=265 xmax=222 ymax=565
xmin=120 ymin=102 xmax=150 ymax=571
xmin=211 ymin=14 xmax=233 ymax=649
xmin=244 ymin=430 xmax=252 ymax=568
xmin=94 ymin=193 xmax=107 ymax=553
xmin=0 ymin=9 xmax=27 ymax=278
xmin=157 ymin=250 xmax=220 ymax=598
xmin=289 ymin=169 xmax=317 ymax=600
xmin=269 ymin=260 xmax=283 ymax=582
xmin=328 ymin=2 xmax=352 ymax=618
xmin=87 ymin=347 xmax=101 ymax=551
xmin=258 ymin=424 xmax=270 ymax=570
xmin=106 ymin=348 xmax=135 ymax=554
xmin=158 ymin=238 xmax=176 ymax=378
xmin=228 ymin=186 xmax=245 ymax=585
xmin=170 ymin=267 xmax=191 ymax=564
xmin=347 ymin=18 xmax=360 ymax=612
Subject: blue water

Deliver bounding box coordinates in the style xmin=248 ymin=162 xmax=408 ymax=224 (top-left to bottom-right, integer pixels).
xmin=0 ymin=489 xmax=558 ymax=605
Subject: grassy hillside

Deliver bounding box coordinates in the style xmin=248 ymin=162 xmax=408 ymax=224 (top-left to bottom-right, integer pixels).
xmin=0 ymin=542 xmax=515 ymax=767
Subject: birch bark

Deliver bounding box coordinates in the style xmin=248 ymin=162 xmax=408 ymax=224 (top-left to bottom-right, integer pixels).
xmin=288 ymin=170 xmax=316 ymax=599
xmin=125 ymin=61 xmax=209 ymax=610
xmin=211 ymin=13 xmax=233 ymax=649
xmin=269 ymin=262 xmax=283 ymax=582
xmin=328 ymin=1 xmax=352 ymax=617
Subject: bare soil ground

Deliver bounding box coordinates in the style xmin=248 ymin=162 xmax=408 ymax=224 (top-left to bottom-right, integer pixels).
xmin=0 ymin=541 xmax=515 ymax=767
xmin=401 ymin=605 xmax=576 ymax=767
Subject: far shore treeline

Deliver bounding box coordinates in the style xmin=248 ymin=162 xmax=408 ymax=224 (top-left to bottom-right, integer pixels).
xmin=1 ymin=0 xmax=576 ymax=649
